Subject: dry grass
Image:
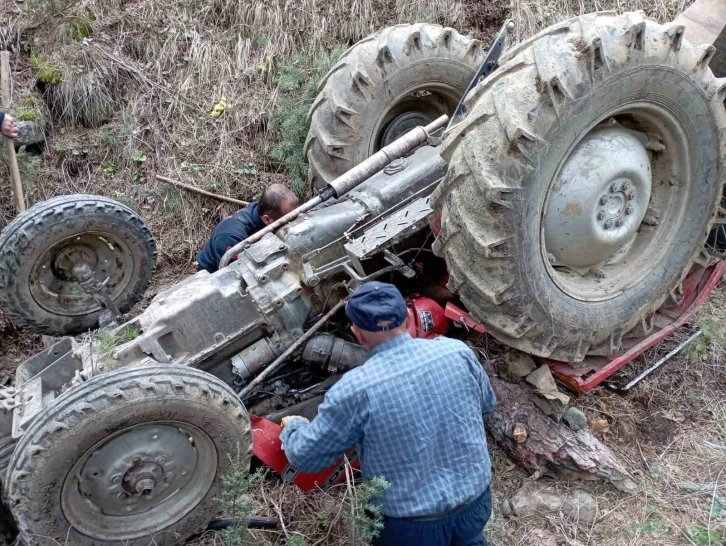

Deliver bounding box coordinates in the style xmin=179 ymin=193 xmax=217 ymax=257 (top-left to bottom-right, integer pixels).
xmin=0 ymin=0 xmax=692 ymax=266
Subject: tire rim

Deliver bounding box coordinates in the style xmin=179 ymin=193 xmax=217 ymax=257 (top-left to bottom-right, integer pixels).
xmin=542 ymin=103 xmax=692 ymax=301
xmin=371 ymin=83 xmax=462 ymax=153
xmin=29 ymin=231 xmax=135 ymax=316
xmin=61 ymin=422 xmax=217 ymax=540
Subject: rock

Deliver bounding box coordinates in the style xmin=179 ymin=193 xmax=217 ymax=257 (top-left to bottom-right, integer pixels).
xmin=15 ymin=120 xmax=46 ymax=147
xmin=648 ymin=463 xmax=669 ymax=481
xmin=589 ymin=417 xmax=610 ymax=434
xmin=502 ymin=483 xmax=598 ymax=524
xmin=563 ymin=407 xmax=588 ymax=431
xmin=503 ymin=349 xmax=536 ymax=379
xmin=526 ymin=365 xmax=570 ymax=420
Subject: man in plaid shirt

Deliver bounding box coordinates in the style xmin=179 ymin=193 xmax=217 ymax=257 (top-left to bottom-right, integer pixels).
xmin=281 ymin=281 xmax=496 ymax=545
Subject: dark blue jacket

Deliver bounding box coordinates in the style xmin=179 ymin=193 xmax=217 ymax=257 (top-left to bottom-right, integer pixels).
xmin=0 ymin=110 xmax=5 ymax=128
xmin=196 ymin=201 xmax=264 ymax=273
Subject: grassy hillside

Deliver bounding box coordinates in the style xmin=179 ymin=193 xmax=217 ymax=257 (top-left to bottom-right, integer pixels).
xmin=0 ymin=0 xmax=689 ymax=266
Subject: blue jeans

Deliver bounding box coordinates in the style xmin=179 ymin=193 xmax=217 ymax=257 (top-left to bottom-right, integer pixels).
xmin=373 ymin=488 xmax=491 ymax=546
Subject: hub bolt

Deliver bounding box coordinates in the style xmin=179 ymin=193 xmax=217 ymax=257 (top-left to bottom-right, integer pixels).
xmin=609 ymin=183 xmax=619 ymax=193
xmin=603 ymin=219 xmax=614 ymax=229
xmin=132 ymin=457 xmax=142 ymax=465
xmin=597 ymin=210 xmax=606 ymax=220
xmin=627 ymin=192 xmax=636 ymax=201
xmin=621 ymin=181 xmax=630 ymax=191
xmin=118 ymin=492 xmax=129 ymax=500
xmin=111 ymin=475 xmax=121 ymax=484
xmin=615 ymin=218 xmax=624 ymax=227
xmin=599 ymin=196 xmax=608 ymax=206
xmin=135 ymin=478 xmax=156 ymax=496
xmin=625 ymin=206 xmax=634 ymax=215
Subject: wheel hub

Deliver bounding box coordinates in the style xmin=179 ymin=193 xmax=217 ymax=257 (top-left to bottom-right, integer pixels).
xmin=544 ymin=124 xmax=651 ymax=269
xmin=62 ymin=422 xmax=217 ymax=540
xmin=29 ymin=232 xmax=132 ymax=316
xmin=380 ymin=111 xmax=434 ymax=148
xmin=122 ymin=462 xmax=163 ymax=496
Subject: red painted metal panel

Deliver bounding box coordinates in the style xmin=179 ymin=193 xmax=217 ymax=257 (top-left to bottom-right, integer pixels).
xmin=545 ymin=261 xmax=726 ymax=392
xmin=251 ymin=415 xmax=359 ymax=491
xmin=444 ymin=302 xmax=487 ymax=333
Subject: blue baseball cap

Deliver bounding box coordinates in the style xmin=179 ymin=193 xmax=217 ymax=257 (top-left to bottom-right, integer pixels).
xmin=345 ymin=281 xmax=408 ymax=332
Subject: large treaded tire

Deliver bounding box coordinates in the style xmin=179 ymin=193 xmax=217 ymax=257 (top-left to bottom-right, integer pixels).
xmin=306 ymin=24 xmax=485 ymax=190
xmin=0 ymin=194 xmax=157 ymax=336
xmin=432 ymin=11 xmax=726 ymax=361
xmin=5 ymin=365 xmax=252 ymax=545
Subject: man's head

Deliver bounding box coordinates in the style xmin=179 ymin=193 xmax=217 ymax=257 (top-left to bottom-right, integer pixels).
xmin=345 ymin=281 xmax=409 ymax=350
xmin=258 ymin=184 xmax=300 ymax=225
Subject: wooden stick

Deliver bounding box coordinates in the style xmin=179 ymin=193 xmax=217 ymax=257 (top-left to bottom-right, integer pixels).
xmin=1 ymin=51 xmax=26 ymax=213
xmin=155 ymin=174 xmax=249 ymax=206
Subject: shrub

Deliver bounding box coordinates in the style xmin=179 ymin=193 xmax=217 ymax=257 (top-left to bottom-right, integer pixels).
xmin=268 ymin=47 xmax=344 ymax=196
xmin=30 ymin=54 xmax=63 ymax=85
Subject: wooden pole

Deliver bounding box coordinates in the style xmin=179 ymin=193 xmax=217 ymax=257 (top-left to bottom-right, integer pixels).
xmin=1 ymin=51 xmax=25 ymax=213
xmin=155 ymin=175 xmax=249 ymax=207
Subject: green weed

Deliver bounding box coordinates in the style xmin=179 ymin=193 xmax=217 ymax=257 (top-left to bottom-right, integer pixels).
xmin=101 ymin=129 xmax=119 ymax=149
xmin=16 ymin=109 xmax=37 ymax=122
xmin=269 ymin=46 xmax=344 ymax=196
xmin=163 ymin=194 xmax=181 ymax=220
xmin=687 ymin=525 xmax=725 ymax=546
xmin=132 ymin=150 xmax=148 ymax=163
xmin=30 ymin=54 xmax=63 ymax=85
xmin=690 ymin=311 xmax=726 ymax=364
xmin=92 ymin=329 xmax=120 ymax=358
xmin=92 ymin=327 xmax=141 ymax=359
xmin=344 ymin=475 xmax=390 ymax=544
xmin=118 ymin=328 xmax=141 ymax=343
xmin=101 ymin=162 xmax=118 ymax=175
xmin=234 ymin=164 xmax=257 ymax=176
xmin=217 ymin=451 xmax=263 ymax=546
xmin=16 ymin=146 xmax=41 ymax=176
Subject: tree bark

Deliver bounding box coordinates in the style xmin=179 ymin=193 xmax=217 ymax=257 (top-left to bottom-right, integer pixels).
xmin=484 ymin=364 xmax=637 ymax=493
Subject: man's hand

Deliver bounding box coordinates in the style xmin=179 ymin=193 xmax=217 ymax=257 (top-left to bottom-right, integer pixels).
xmin=1 ymin=114 xmax=19 ymax=140
xmin=281 ymin=415 xmax=309 ymax=427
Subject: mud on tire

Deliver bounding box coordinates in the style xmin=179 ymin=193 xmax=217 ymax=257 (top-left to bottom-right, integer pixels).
xmin=0 ymin=194 xmax=157 ymax=336
xmin=5 ymin=365 xmax=252 ymax=545
xmin=306 ymin=23 xmax=486 ymax=190
xmin=432 ymin=12 xmax=726 ymax=361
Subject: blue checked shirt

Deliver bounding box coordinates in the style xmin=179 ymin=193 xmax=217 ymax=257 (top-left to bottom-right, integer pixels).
xmin=280 ymin=333 xmax=496 ymax=518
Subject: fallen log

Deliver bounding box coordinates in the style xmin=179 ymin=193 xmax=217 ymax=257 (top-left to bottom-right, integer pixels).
xmin=482 ymin=360 xmax=637 ymax=493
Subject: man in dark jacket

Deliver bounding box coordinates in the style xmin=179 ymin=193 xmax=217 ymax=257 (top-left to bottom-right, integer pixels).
xmin=0 ymin=110 xmax=19 ymax=139
xmin=196 ymin=183 xmax=299 ymax=273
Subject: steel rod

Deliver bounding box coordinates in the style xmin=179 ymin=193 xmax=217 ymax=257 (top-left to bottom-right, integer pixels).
xmin=623 ymin=329 xmax=702 ymax=391
xmin=219 ymin=115 xmax=448 ymax=269
xmin=239 ymin=299 xmax=348 ymax=399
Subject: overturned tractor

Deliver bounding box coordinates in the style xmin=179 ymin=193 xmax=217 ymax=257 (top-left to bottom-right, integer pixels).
xmin=1 ymin=8 xmax=726 ymax=545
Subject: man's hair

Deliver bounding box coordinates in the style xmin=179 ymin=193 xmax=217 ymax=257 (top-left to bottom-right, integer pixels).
xmin=258 ymin=184 xmax=298 ymax=218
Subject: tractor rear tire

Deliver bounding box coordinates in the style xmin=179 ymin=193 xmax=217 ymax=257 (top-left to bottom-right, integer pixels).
xmin=432 ymin=11 xmax=726 ymax=361
xmin=0 ymin=194 xmax=157 ymax=336
xmin=306 ymin=24 xmax=485 ymax=190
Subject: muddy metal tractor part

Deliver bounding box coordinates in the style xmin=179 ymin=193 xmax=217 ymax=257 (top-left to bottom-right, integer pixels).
xmin=1 ymin=8 xmax=726 ymax=545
